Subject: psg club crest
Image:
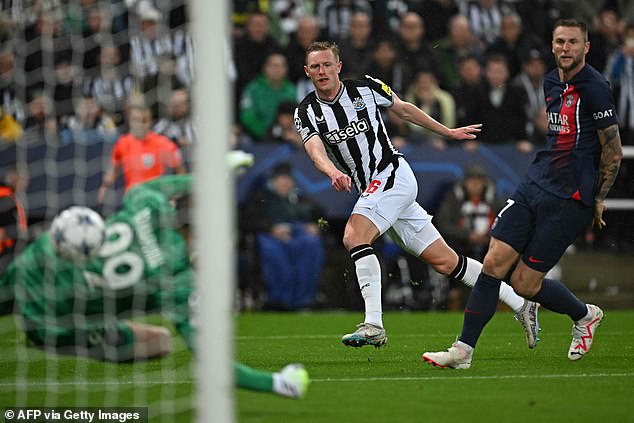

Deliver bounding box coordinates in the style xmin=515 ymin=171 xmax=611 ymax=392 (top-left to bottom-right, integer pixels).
xmin=352 ymin=97 xmax=366 ymax=111
xmin=565 ymin=95 xmax=574 ymax=107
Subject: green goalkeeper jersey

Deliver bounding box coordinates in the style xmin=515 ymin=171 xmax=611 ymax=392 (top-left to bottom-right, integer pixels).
xmin=0 ymin=175 xmax=194 ymax=360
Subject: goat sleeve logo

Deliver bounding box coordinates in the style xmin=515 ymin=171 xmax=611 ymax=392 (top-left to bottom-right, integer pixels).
xmin=324 ymin=118 xmax=370 ymax=144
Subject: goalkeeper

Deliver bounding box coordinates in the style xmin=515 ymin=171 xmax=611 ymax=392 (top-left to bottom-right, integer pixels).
xmin=0 ymin=174 xmax=308 ymax=399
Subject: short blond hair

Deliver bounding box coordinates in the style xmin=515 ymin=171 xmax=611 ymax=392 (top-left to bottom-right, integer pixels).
xmin=305 ymin=41 xmax=340 ymax=64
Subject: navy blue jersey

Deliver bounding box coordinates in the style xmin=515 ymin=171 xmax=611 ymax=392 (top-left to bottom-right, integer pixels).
xmin=526 ymin=65 xmax=618 ymax=206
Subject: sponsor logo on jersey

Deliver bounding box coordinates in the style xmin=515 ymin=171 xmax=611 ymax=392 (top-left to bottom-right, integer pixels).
xmin=352 ymin=97 xmax=366 ymax=111
xmin=315 ymin=114 xmax=325 ymax=123
xmin=547 ymin=112 xmax=571 ymax=133
xmin=324 ymin=118 xmax=370 ymax=144
xmin=593 ymin=109 xmax=614 ymax=120
xmin=565 ymin=94 xmax=575 ymax=107
xmin=381 ymin=82 xmax=391 ymax=96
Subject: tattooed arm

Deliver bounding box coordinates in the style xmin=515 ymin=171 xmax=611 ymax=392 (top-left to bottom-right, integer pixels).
xmin=593 ymin=123 xmax=623 ymax=229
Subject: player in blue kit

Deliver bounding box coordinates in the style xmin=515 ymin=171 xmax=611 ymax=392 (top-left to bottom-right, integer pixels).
xmin=423 ymin=19 xmax=623 ymax=368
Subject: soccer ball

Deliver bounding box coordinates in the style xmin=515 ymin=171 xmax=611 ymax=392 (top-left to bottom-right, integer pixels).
xmin=51 ymin=206 xmax=106 ymax=261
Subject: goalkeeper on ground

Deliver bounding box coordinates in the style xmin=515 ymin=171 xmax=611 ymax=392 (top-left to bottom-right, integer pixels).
xmin=0 ymin=174 xmax=308 ymax=399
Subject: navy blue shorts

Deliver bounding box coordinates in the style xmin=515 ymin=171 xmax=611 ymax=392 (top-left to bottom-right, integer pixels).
xmin=490 ymin=180 xmax=593 ymax=272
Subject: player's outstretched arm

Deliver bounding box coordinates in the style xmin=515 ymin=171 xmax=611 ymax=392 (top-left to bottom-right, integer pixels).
xmin=389 ymin=93 xmax=482 ymax=140
xmin=304 ymin=135 xmax=351 ymax=192
xmin=594 ymin=123 xmax=623 ymax=229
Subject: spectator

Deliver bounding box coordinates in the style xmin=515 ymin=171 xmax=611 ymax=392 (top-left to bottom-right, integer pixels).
xmin=453 ymin=54 xmax=486 ymax=128
xmin=267 ymin=101 xmax=302 ymax=148
xmin=486 ymin=12 xmax=542 ymax=78
xmin=337 ymin=11 xmax=374 ymax=80
xmin=52 ymin=55 xmax=80 ymax=124
xmin=82 ymin=44 xmax=137 ymax=128
xmin=153 ymin=88 xmax=193 ymax=148
xmin=267 ymin=0 xmax=313 ymax=46
xmin=240 ymin=163 xmax=325 ymax=310
xmin=233 ymin=12 xmax=282 ymax=102
xmin=0 ymin=49 xmax=26 ymax=126
xmin=129 ymin=7 xmax=192 ymax=98
xmin=98 ymin=105 xmax=185 ymax=201
xmin=0 ymin=162 xmax=27 ymax=276
xmin=459 ymin=0 xmax=515 ymax=45
xmin=405 ymin=70 xmax=456 ymax=148
xmin=59 ymin=96 xmax=118 ymax=145
xmin=414 ymin=0 xmax=459 ymax=43
xmin=587 ymin=8 xmax=622 ymax=73
xmin=466 ymin=55 xmax=529 ymax=149
xmin=239 ymin=53 xmax=296 ymax=141
xmin=22 ymin=92 xmax=58 ymax=141
xmin=370 ymin=0 xmax=409 ymax=37
xmin=79 ymin=5 xmax=124 ymax=72
xmin=315 ymin=0 xmax=372 ymax=41
xmin=20 ymin=8 xmax=73 ymax=97
xmin=395 ymin=12 xmax=441 ymax=81
xmin=513 ymin=48 xmax=547 ymax=144
xmin=0 ymin=8 xmax=16 ymax=43
xmin=603 ymin=22 xmax=634 ymax=209
xmin=0 ymin=107 xmax=23 ymax=143
xmin=604 ymin=22 xmax=634 ymax=144
xmin=285 ymin=16 xmax=321 ymax=84
xmin=434 ymin=165 xmax=503 ymax=309
xmin=367 ymin=38 xmax=410 ymax=95
xmin=436 ymin=15 xmax=483 ymax=91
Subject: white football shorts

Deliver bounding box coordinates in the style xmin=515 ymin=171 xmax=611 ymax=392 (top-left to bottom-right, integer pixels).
xmin=352 ymin=157 xmax=441 ymax=256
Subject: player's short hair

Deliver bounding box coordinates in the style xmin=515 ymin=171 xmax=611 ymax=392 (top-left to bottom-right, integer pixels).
xmin=553 ymin=19 xmax=588 ymax=42
xmin=305 ymin=41 xmax=340 ymax=64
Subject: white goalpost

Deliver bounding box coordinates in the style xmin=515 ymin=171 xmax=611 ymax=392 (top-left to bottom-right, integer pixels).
xmin=191 ymin=0 xmax=234 ymax=422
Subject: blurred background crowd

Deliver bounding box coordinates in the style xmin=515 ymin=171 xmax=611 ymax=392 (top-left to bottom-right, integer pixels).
xmin=0 ymin=0 xmax=632 ymax=311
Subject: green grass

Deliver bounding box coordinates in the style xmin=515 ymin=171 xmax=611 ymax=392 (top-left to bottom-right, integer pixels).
xmin=1 ymin=310 xmax=634 ymax=422
xmin=237 ymin=310 xmax=634 ymax=423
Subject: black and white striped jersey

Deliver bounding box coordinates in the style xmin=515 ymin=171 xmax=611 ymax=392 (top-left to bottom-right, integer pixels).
xmin=294 ymin=75 xmax=401 ymax=193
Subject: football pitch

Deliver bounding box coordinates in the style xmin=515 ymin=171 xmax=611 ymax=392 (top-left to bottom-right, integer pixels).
xmin=1 ymin=310 xmax=633 ymax=422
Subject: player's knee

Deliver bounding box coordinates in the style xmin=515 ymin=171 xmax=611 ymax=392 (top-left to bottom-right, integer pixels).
xmin=481 ymin=254 xmax=506 ymax=278
xmin=420 ymin=239 xmax=457 ymax=276
xmin=511 ymin=275 xmax=541 ymax=297
xmin=429 ymin=256 xmax=456 ymax=276
xmin=342 ymin=228 xmax=363 ymax=251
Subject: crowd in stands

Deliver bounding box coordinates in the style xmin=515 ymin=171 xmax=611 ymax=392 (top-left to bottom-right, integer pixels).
xmin=231 ymin=0 xmax=633 ymax=153
xmin=0 ymin=1 xmax=633 ymax=310
xmin=230 ymin=0 xmax=634 ymax=309
xmin=0 ymin=0 xmax=193 ymax=153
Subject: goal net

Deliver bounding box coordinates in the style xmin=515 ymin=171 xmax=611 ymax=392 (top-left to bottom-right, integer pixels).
xmin=0 ymin=0 xmax=232 ymax=421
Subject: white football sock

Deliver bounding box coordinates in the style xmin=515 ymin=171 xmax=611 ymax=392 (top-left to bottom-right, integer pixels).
xmin=355 ymin=253 xmax=383 ymax=328
xmin=462 ymin=257 xmax=524 ymax=313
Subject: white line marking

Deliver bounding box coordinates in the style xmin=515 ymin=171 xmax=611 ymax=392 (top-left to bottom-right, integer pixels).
xmin=236 ymin=331 xmax=630 ymax=340
xmin=1 ymin=373 xmax=632 ymax=388
xmin=0 ymin=380 xmax=194 ymax=387
xmin=311 ymin=373 xmax=634 ymax=382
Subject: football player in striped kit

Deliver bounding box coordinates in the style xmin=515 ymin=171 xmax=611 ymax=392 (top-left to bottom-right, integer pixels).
xmin=294 ymin=41 xmax=539 ymax=349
